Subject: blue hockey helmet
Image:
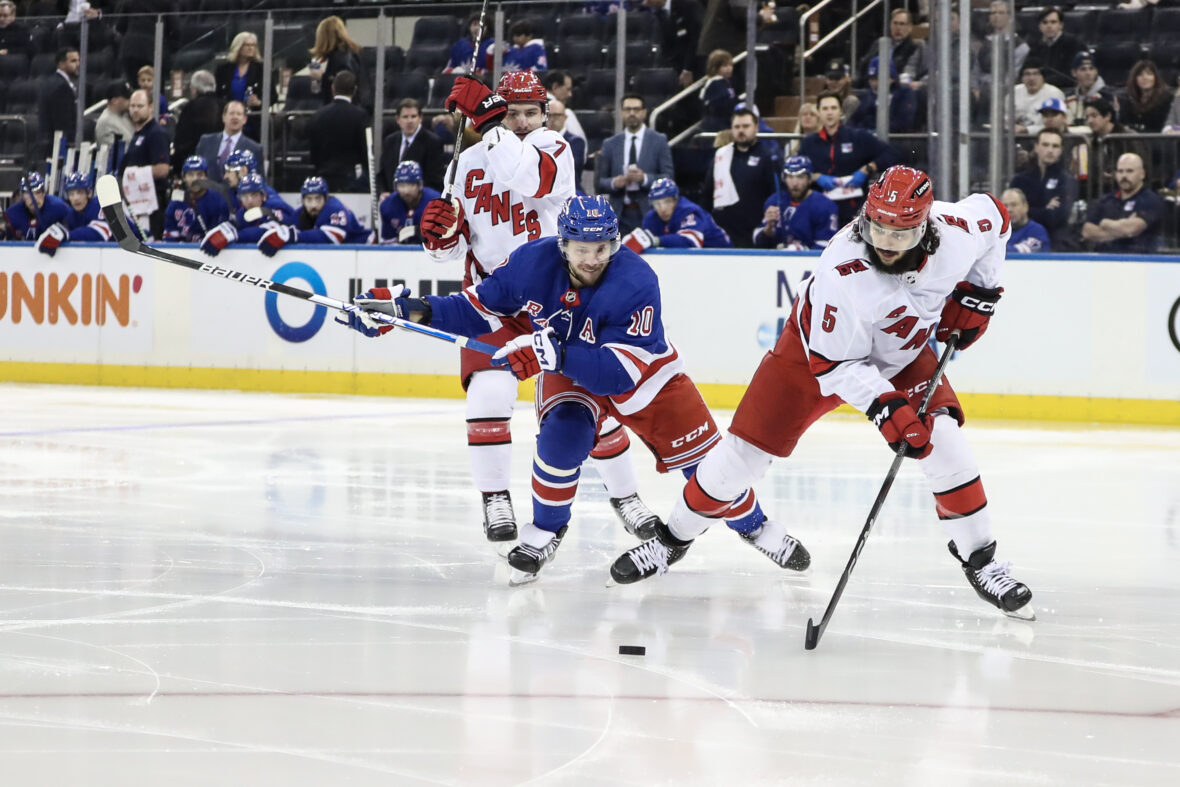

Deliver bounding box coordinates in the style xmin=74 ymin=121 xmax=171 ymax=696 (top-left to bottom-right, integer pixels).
xmin=300 ymin=176 xmax=330 ymax=196
xmin=237 ymin=172 xmax=267 ymax=195
xmin=182 ymin=155 xmax=209 ymax=174
xmin=20 ymin=171 xmax=46 ymax=193
xmin=224 ymin=149 xmax=257 ymax=171
xmin=394 ymin=160 xmax=423 ymax=184
xmin=557 ymin=195 xmax=620 ymax=259
xmin=783 ymin=155 xmax=813 ymax=177
xmin=63 ymin=171 xmax=93 ymax=192
xmin=648 ymin=177 xmax=679 ymax=202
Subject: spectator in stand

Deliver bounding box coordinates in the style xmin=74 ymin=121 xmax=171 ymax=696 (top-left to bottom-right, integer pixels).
xmin=1026 ymin=6 xmax=1084 ymax=89
xmin=256 ymin=176 xmax=371 ymax=257
xmin=379 ymin=161 xmax=440 ymax=245
xmin=137 ymin=65 xmax=170 ymax=120
xmin=377 ymin=98 xmax=446 ymax=196
xmin=701 ymin=108 xmax=780 ymax=249
xmin=699 ymin=49 xmax=738 ymax=132
xmin=857 ymin=8 xmax=924 ymax=89
xmin=1002 ymin=188 xmax=1051 ymax=254
xmin=120 ymin=89 xmax=171 ymax=238
xmin=64 ymin=1 xmax=102 ymax=24
xmin=1015 ymin=59 xmax=1065 ymax=136
xmin=215 ymin=32 xmax=267 ymax=116
xmin=1010 ymin=128 xmax=1076 ymax=251
xmin=596 ymin=93 xmax=675 ymax=234
xmin=309 ymin=70 xmax=369 ymax=193
xmin=5 ymin=173 xmax=69 ymax=241
xmin=196 ymin=101 xmax=263 ymax=183
xmin=445 ymin=12 xmax=494 ymax=74
xmin=39 ymin=47 xmax=79 ymax=150
xmin=1084 ymin=97 xmax=1144 ymax=188
xmin=548 ymin=99 xmax=586 ymax=190
xmin=754 ymin=155 xmax=838 ymax=250
xmin=799 ymin=90 xmax=901 ymax=226
xmin=1065 ymin=52 xmax=1113 ymax=127
xmin=789 ymin=102 xmax=819 ymax=155
xmin=620 ymin=176 xmax=731 ymax=252
xmin=542 ymin=71 xmax=586 ymax=145
xmin=851 ymin=56 xmax=918 ymax=134
xmin=821 ymin=58 xmax=860 ymax=122
xmin=640 ymin=0 xmax=704 ymax=86
xmin=501 ymin=19 xmax=547 ymax=73
xmin=1120 ymin=60 xmax=1172 ymax=133
xmin=171 ymin=70 xmax=222 ymax=171
xmin=162 ymin=156 xmax=232 ymax=243
xmin=979 ymin=0 xmax=1029 ymax=95
xmin=1082 ymin=152 xmax=1163 ymax=253
xmin=95 ymin=80 xmax=134 ymax=149
xmin=308 ymin=16 xmax=368 ymax=109
xmin=0 ymin=1 xmax=30 ymax=56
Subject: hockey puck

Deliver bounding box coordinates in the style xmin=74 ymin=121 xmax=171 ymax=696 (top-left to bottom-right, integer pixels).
xmin=618 ymin=645 xmax=646 ymax=656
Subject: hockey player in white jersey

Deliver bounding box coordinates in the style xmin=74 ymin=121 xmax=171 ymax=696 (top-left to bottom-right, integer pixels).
xmin=611 ymin=165 xmax=1035 ymax=620
xmin=416 ymin=70 xmax=660 ymax=544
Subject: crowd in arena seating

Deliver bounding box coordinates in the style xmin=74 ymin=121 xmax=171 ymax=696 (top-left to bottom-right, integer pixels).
xmin=1 ymin=2 xmax=1178 ymax=253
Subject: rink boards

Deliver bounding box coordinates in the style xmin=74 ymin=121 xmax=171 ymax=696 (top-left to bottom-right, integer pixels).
xmin=0 ymin=243 xmax=1177 ymax=426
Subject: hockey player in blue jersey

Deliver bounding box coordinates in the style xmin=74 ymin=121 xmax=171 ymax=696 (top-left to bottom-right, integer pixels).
xmin=1002 ymin=188 xmax=1052 ymax=254
xmin=620 ymin=177 xmax=732 ymax=252
xmin=199 ymin=172 xmax=294 ymax=256
xmin=257 ymin=176 xmax=371 ymax=256
xmin=163 ymin=156 xmax=232 ymax=243
xmin=5 ymin=172 xmax=70 ymax=243
xmin=222 ymin=149 xmax=295 ymax=221
xmin=34 ymin=172 xmax=112 ymax=256
xmin=501 ymin=19 xmax=547 ymax=73
xmin=342 ymin=195 xmax=809 ymax=584
xmin=379 ymin=160 xmax=441 ymax=245
xmin=754 ymin=155 xmax=840 ymax=250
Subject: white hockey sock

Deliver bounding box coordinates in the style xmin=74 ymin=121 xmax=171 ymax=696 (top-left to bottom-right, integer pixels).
xmin=466 ymin=369 xmax=519 ymax=494
xmin=590 ymin=419 xmax=638 ymax=498
xmin=921 ymin=415 xmax=994 ymax=557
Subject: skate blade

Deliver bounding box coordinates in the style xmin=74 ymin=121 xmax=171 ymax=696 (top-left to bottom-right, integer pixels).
xmin=493 ymin=542 xmax=514 ymax=558
xmin=1003 ymin=605 xmax=1036 ymax=622
xmin=508 ymin=568 xmax=539 ymax=587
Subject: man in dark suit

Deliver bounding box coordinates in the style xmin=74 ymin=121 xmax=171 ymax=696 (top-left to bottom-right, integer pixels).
xmin=39 ymin=46 xmax=79 ymax=152
xmin=171 ymin=69 xmax=223 ymax=171
xmin=195 ymin=100 xmax=263 ymax=183
xmin=595 ymin=93 xmax=675 ymax=233
xmin=377 ymin=98 xmax=446 ymax=196
xmin=308 ymin=70 xmax=370 ymax=193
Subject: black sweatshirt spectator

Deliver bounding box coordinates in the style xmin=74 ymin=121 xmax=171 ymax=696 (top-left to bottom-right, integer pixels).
xmin=699 ymin=49 xmax=737 ymax=132
xmin=1010 ymin=129 xmax=1077 ymax=251
xmin=0 ymin=0 xmax=30 ymax=56
xmin=1026 ymin=7 xmax=1085 ymax=89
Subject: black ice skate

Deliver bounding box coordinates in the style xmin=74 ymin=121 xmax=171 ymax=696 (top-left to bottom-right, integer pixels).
xmin=481 ymin=490 xmax=517 ymax=542
xmin=608 ymin=522 xmax=692 ymax=585
xmin=949 ymin=540 xmax=1035 ymax=620
xmin=610 ymin=492 xmax=662 ymax=540
xmin=739 ymin=519 xmax=811 ymax=571
xmin=506 ymin=523 xmax=567 ymax=586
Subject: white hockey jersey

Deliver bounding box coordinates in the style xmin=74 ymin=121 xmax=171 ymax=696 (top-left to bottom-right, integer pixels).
xmin=426 ymin=124 xmax=576 ymax=278
xmin=795 ymin=193 xmax=1010 ymax=412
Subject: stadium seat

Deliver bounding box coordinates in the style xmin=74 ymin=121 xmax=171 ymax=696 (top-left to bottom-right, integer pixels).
xmin=1094 ymin=41 xmax=1148 ymax=86
xmin=0 ymin=53 xmax=28 ymax=82
xmin=633 ymin=68 xmax=680 ymax=110
xmin=427 ymin=73 xmax=461 ymax=110
xmin=411 ymin=16 xmax=460 ymax=47
xmin=603 ymin=40 xmax=661 ymax=70
xmin=385 ymin=72 xmax=429 ymax=104
xmin=365 ymin=45 xmax=405 ymax=76
xmin=583 ymin=69 xmax=620 ymax=112
xmin=29 ymin=51 xmax=57 ymax=77
xmin=5 ymin=78 xmax=40 ymax=115
xmin=1097 ymin=8 xmax=1153 ymax=40
xmin=1062 ymin=10 xmax=1096 ymax=47
xmin=1151 ymin=8 xmax=1180 ymax=42
xmin=759 ymin=8 xmax=800 ymax=46
xmin=406 ymin=42 xmax=451 ymax=75
xmin=284 ymin=75 xmax=320 ymax=111
xmin=577 ymin=109 xmax=615 ymax=155
xmin=172 ymin=48 xmax=215 ymax=73
xmin=178 ymin=22 xmax=226 ymax=52
xmin=549 ymin=40 xmax=603 ymax=72
xmin=557 ymin=14 xmax=602 ymax=43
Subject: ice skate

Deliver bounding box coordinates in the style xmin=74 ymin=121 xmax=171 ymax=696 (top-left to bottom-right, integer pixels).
xmin=949 ymin=540 xmax=1035 ymax=620
xmin=609 ymin=492 xmax=662 ymax=540
xmin=739 ymin=519 xmax=810 ymax=571
xmin=481 ymin=490 xmax=517 ymax=542
xmin=608 ymin=522 xmax=692 ymax=585
xmin=506 ymin=523 xmax=567 ymax=586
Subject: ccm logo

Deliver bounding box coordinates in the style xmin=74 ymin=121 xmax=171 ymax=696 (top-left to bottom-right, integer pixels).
xmin=960 ymin=296 xmax=996 ymax=313
xmin=199 ymin=263 xmax=273 ymax=288
xmin=905 ymin=379 xmax=943 ymax=398
xmin=671 ymin=422 xmax=711 ymax=448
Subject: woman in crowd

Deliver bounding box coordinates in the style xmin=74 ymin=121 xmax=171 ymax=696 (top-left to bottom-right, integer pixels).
xmin=308 ymin=16 xmax=368 ymax=108
xmin=790 ymin=102 xmax=819 ymax=154
xmin=215 ymin=32 xmax=266 ymax=112
xmin=1120 ymin=60 xmax=1171 ymax=133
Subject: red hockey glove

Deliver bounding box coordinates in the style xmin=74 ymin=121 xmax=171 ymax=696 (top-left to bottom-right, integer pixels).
xmin=935 ymin=281 xmax=1003 ymax=350
xmin=34 ymin=222 xmax=68 ymax=257
xmin=421 ymin=198 xmax=466 ymax=251
xmin=492 ymin=327 xmax=563 ymax=381
xmin=257 ymin=224 xmax=297 ymax=258
xmin=621 ymin=228 xmax=658 ymax=254
xmin=199 ymin=221 xmax=238 ymax=257
xmin=867 ymin=391 xmax=933 ymax=459
xmin=446 ymin=75 xmax=508 ymax=134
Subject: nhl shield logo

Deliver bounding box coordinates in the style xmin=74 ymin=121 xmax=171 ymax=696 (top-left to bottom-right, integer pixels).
xmin=562 ymin=289 xmax=580 ymax=306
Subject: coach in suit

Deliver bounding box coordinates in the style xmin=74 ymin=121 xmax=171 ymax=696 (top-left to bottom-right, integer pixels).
xmin=377 ymin=98 xmax=446 ymax=195
xmin=595 ymin=94 xmax=674 ymax=233
xmin=309 ymin=71 xmax=369 ymax=192
xmin=39 ymin=47 xmax=80 ymax=152
xmin=195 ymin=100 xmax=263 ymax=183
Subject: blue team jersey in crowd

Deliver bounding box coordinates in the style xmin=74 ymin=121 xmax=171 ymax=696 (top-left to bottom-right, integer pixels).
xmin=234 ymin=196 xmax=295 ymax=245
xmin=229 ymin=185 xmax=294 ymax=222
xmin=503 ymin=40 xmax=547 ymax=72
xmin=641 ymin=196 xmax=732 ymax=248
xmin=63 ymin=196 xmax=113 ymax=243
xmin=380 ymin=187 xmax=441 ymax=244
xmin=163 ymin=190 xmax=232 ymax=242
xmin=756 ymin=190 xmax=840 ymax=249
xmin=296 ymin=196 xmax=370 ymax=244
xmin=428 ymin=237 xmax=679 ymax=402
xmin=1007 ymin=220 xmax=1051 ymax=254
xmin=5 ymin=194 xmax=71 ymax=240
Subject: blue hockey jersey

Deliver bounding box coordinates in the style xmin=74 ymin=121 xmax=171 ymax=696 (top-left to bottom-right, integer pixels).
xmin=380 ymin=187 xmax=441 ymax=244
xmin=229 ymin=185 xmax=294 ymax=222
xmin=1007 ymin=219 xmax=1051 ymax=254
xmin=234 ymin=198 xmax=295 ymax=245
xmin=5 ymin=194 xmax=71 ymax=240
xmin=640 ymin=196 xmax=732 ymax=248
xmin=427 ymin=236 xmax=684 ymax=412
xmin=754 ymin=190 xmax=840 ymax=249
xmin=503 ymin=39 xmax=547 ymax=72
xmin=66 ymin=196 xmax=113 ymax=242
xmin=163 ymin=190 xmax=232 ymax=242
xmin=295 ymin=196 xmax=370 ymax=244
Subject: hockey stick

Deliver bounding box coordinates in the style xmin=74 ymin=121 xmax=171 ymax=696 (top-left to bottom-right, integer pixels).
xmin=366 ymin=126 xmax=379 ymax=237
xmin=804 ymin=333 xmax=960 ymax=651
xmin=94 ymin=175 xmax=499 ymax=356
xmin=441 ymin=0 xmax=490 ymax=202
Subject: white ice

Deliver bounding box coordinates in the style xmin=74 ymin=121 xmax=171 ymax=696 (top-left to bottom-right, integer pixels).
xmin=0 ymin=383 xmax=1177 ymax=786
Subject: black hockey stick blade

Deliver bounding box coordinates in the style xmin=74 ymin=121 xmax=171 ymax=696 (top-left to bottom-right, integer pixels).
xmin=804 ymin=618 xmax=820 ymax=650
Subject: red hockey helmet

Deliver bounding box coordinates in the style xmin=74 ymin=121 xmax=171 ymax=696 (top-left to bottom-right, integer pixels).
xmin=496 ymin=71 xmax=548 ymax=104
xmin=859 ymin=165 xmax=933 ymax=251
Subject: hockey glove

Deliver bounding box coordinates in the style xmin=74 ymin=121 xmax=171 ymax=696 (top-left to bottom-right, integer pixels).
xmin=200 ymin=221 xmax=238 ymax=257
xmin=867 ymin=391 xmax=933 ymax=459
xmin=621 ymin=228 xmax=659 ymax=254
xmin=815 ymin=174 xmax=838 ymax=191
xmin=492 ymin=327 xmax=563 ymax=381
xmin=258 ymin=224 xmax=297 ymax=257
xmin=421 ymin=198 xmax=466 ymax=251
xmin=34 ymin=222 xmax=68 ymax=257
xmin=335 ymin=287 xmax=433 ymax=337
xmin=446 ymin=75 xmax=508 ymax=134
xmin=935 ymin=281 xmax=1003 ymax=350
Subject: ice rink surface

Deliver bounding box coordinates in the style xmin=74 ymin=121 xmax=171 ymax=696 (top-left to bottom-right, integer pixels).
xmin=0 ymin=383 xmax=1177 ymax=786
